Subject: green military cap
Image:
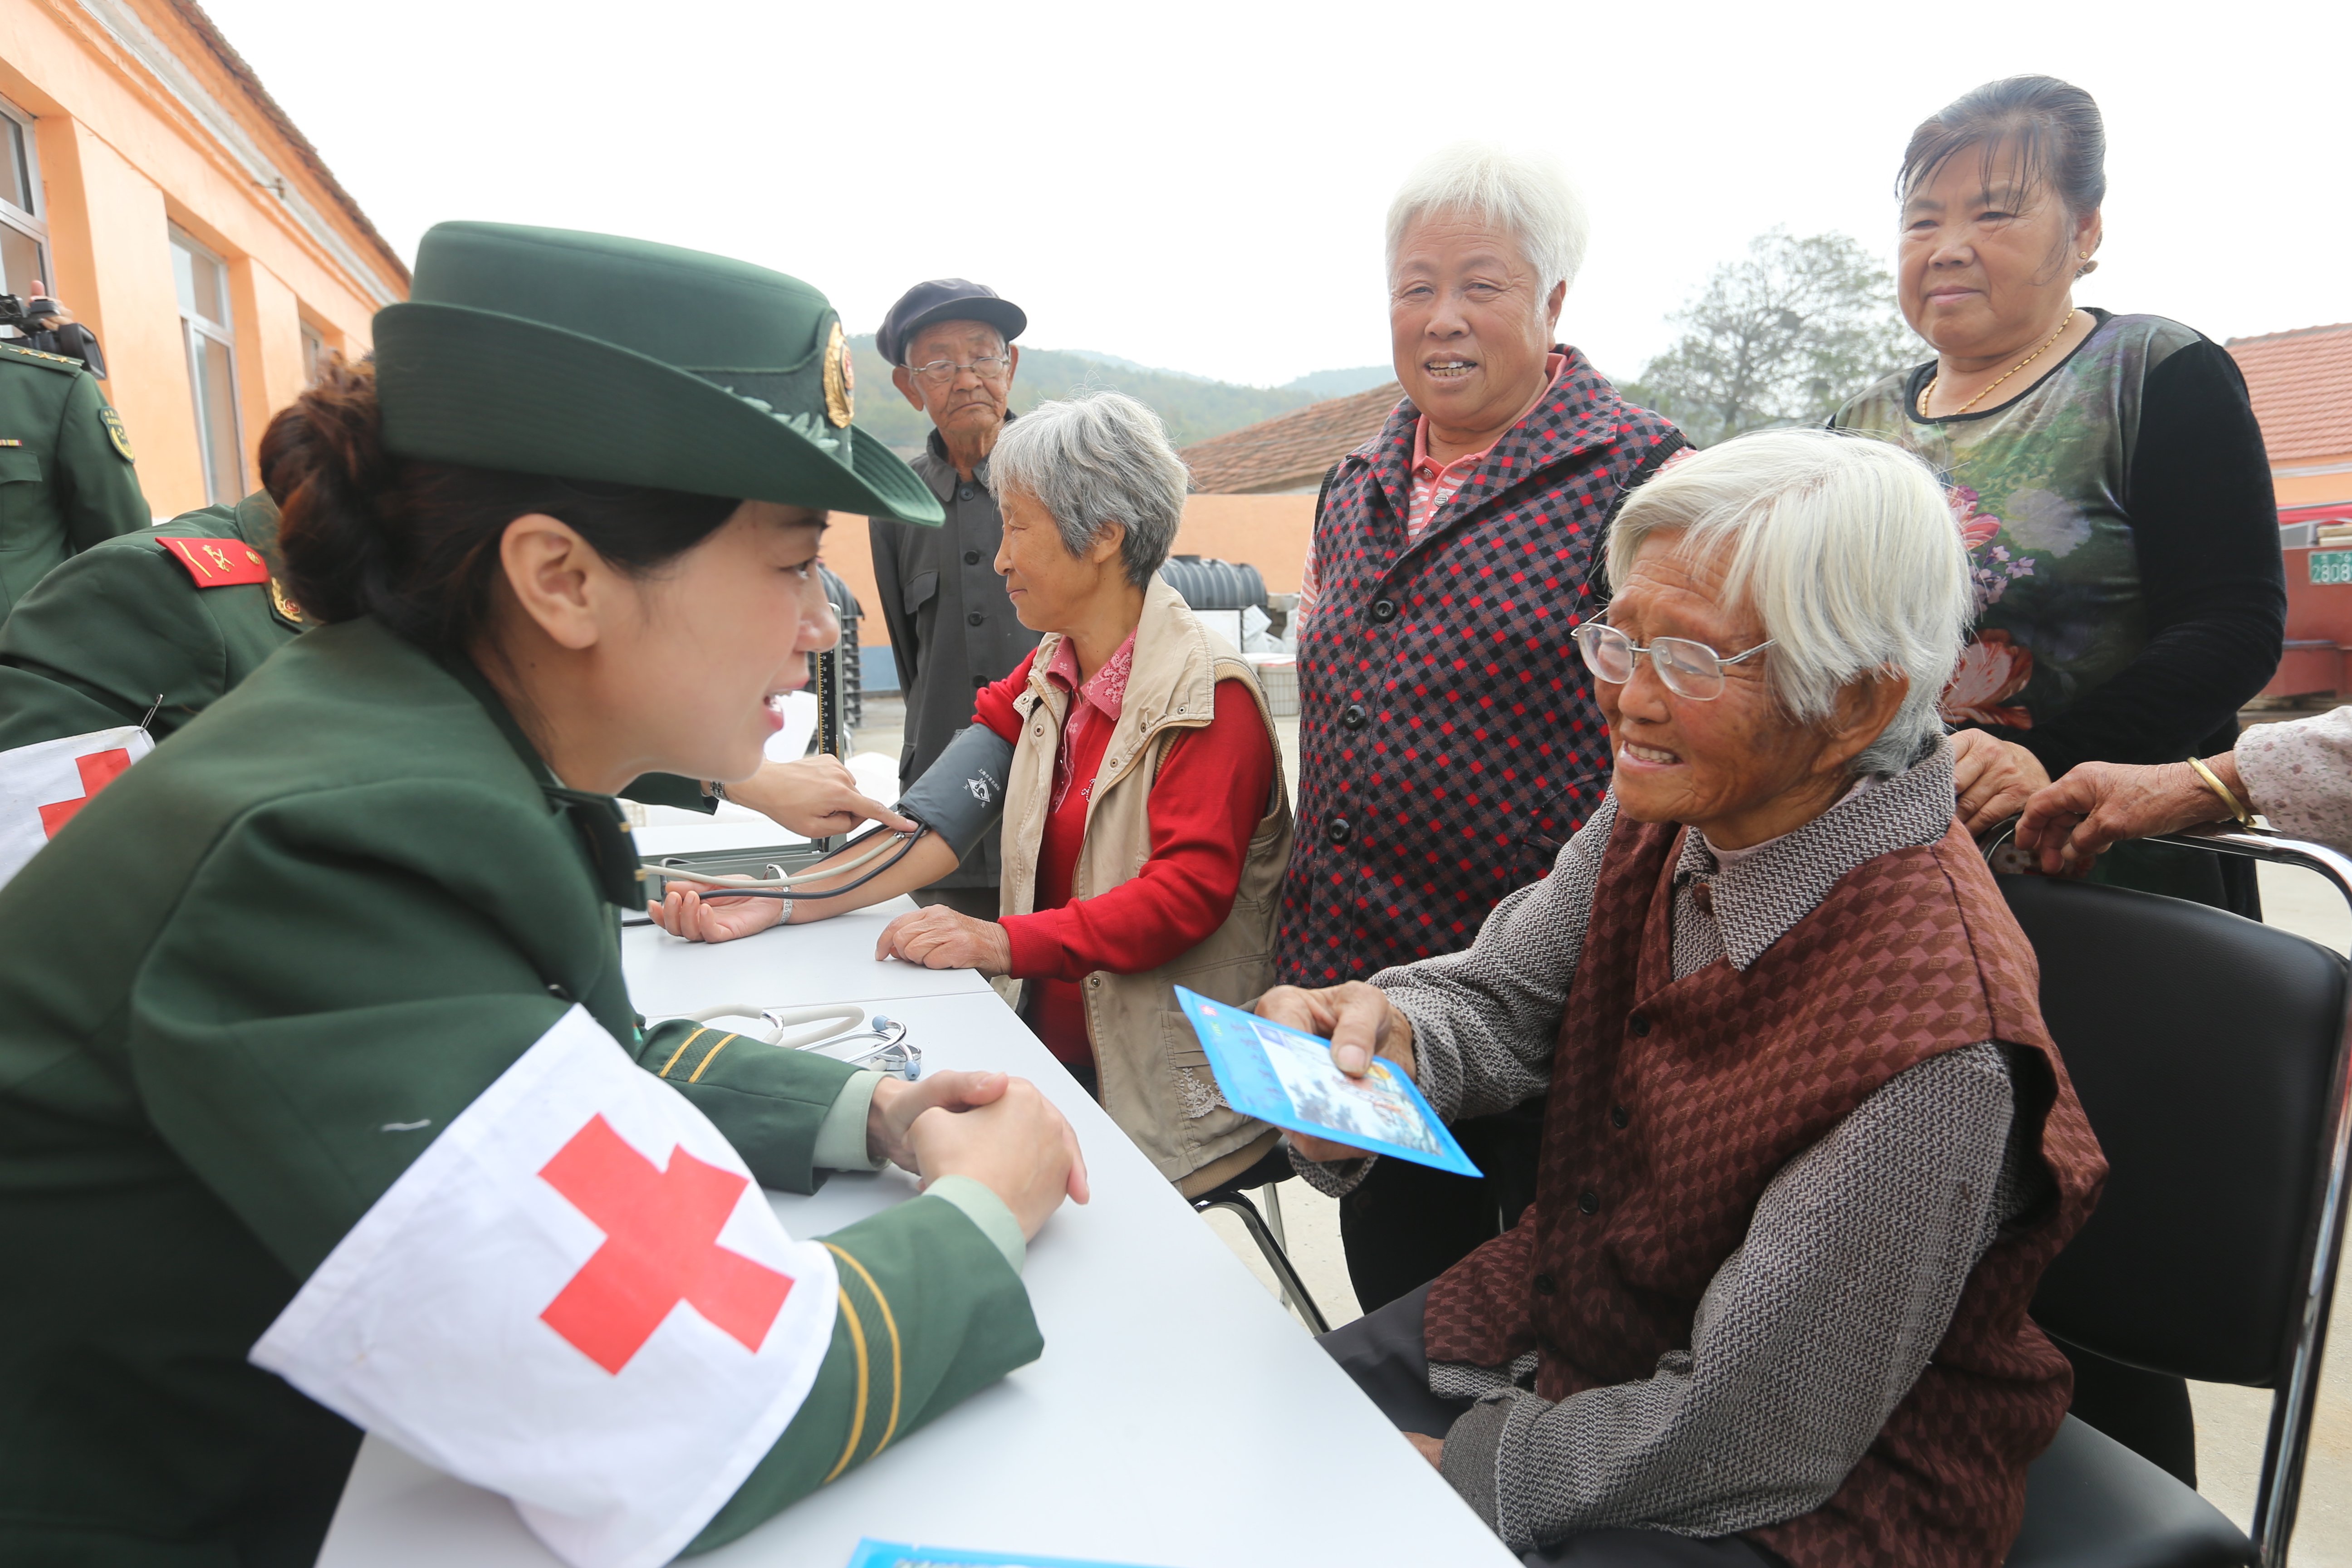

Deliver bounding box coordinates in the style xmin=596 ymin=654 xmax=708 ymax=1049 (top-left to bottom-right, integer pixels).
xmin=372 ymin=223 xmax=944 ymax=525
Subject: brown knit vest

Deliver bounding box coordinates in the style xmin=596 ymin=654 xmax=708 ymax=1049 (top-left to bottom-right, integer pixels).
xmin=1422 ymin=813 xmax=2107 ymax=1567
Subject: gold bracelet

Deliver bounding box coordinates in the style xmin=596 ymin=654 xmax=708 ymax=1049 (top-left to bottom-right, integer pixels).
xmin=2185 ymin=755 xmax=2252 ymax=827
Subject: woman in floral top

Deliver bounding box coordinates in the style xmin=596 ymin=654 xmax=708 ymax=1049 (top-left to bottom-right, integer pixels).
xmin=1833 ymin=75 xmax=2283 ymax=917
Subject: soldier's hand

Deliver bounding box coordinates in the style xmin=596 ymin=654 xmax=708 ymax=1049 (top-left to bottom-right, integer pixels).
xmin=24 ymin=279 xmax=72 ymax=331
xmin=722 ymin=757 xmax=916 ymax=838
xmin=905 ymin=1076 xmax=1089 ymax=1239
xmin=647 ymin=884 xmax=786 ymax=943
xmin=865 ymin=1068 xmax=1013 ymax=1170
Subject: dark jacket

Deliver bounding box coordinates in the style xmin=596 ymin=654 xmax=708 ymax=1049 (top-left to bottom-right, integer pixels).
xmin=1277 ymin=348 xmax=1685 ymax=985
xmin=0 ymin=341 xmax=151 ymax=617
xmin=866 ymin=424 xmax=1041 ymax=890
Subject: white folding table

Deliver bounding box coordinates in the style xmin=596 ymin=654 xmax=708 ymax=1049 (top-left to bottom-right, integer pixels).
xmin=314 ymin=917 xmax=1516 ymax=1568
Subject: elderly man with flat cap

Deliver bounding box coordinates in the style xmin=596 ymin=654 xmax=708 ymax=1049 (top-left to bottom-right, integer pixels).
xmin=867 ymin=279 xmax=1041 ymax=920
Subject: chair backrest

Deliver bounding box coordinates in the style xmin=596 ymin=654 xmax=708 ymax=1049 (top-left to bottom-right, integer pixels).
xmin=1999 ymin=872 xmax=2347 ymax=1386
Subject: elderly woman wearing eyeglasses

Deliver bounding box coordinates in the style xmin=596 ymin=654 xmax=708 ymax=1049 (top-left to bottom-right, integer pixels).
xmin=1266 ymin=429 xmax=2106 ymax=1568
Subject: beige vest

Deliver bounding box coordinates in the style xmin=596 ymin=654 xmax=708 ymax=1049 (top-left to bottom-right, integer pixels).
xmin=999 ymin=576 xmax=1295 ymax=1196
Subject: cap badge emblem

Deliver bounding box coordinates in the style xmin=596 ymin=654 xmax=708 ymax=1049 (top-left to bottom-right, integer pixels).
xmin=822 ymin=320 xmax=854 ymax=429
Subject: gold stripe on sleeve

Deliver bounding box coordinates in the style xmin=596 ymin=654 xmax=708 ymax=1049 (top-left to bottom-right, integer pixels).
xmin=824 ymin=1286 xmax=871 ymax=1484
xmin=686 ymin=1033 xmax=739 ymax=1083
xmin=656 ymin=1026 xmax=708 ymax=1079
xmin=825 ymin=1244 xmax=903 ymax=1454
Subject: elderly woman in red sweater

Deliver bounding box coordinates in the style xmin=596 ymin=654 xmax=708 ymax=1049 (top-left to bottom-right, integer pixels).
xmin=651 ymin=391 xmax=1295 ymax=1197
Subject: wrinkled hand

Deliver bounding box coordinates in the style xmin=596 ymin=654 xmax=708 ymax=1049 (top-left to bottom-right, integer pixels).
xmin=876 ymin=905 xmax=1012 ymax=974
xmin=866 ymin=1068 xmax=1018 ymax=1170
xmin=647 ymin=884 xmax=786 ymax=943
xmin=723 ymin=757 xmax=916 ymax=839
xmin=1950 ymin=729 xmax=2052 ymax=837
xmin=1253 ymin=981 xmax=1417 ymax=1164
xmin=1405 ymin=1432 xmax=1446 ymax=1470
xmin=2015 ymin=759 xmax=2234 ymax=876
xmin=904 ymin=1075 xmax=1090 ymax=1239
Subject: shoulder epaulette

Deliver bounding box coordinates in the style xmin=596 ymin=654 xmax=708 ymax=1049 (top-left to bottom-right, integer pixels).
xmin=154 ymin=536 xmax=272 ymax=588
xmin=0 ymin=341 xmax=88 ymax=374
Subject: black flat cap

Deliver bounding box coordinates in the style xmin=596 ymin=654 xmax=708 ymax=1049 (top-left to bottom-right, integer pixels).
xmin=876 ymin=279 xmax=1027 ymax=368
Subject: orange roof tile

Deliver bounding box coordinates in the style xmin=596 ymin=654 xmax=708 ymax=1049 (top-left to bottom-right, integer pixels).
xmin=1178 ymin=381 xmax=1404 ymax=495
xmin=2227 ymin=322 xmax=2352 ymax=464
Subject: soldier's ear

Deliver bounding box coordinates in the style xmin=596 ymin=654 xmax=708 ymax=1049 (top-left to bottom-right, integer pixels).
xmin=495 ymin=513 xmax=605 ymax=652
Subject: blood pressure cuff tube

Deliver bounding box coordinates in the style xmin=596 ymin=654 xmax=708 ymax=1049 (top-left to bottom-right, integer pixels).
xmin=894 ymin=725 xmax=1015 ymax=861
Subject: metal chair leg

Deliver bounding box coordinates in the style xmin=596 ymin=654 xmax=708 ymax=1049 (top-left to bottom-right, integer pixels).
xmin=1197 ymin=1192 xmax=1330 ymax=1334
xmin=1259 ymin=1180 xmax=1289 ymax=1252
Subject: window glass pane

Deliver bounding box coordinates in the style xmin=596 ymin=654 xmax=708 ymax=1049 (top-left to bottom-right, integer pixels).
xmin=186 ymin=328 xmax=241 ymax=504
xmin=0 ymin=223 xmax=41 ymax=300
xmin=0 ymin=120 xmax=29 ymax=215
xmin=301 ymin=323 xmax=331 ymax=384
xmin=172 ymin=238 xmax=198 ymax=317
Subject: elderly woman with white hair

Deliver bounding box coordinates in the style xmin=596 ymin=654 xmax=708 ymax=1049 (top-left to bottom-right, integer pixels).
xmin=653 ymin=392 xmax=1297 ymax=1198
xmin=1282 ymin=142 xmax=1690 ymax=1313
xmin=1270 ymin=430 xmax=2106 ymax=1567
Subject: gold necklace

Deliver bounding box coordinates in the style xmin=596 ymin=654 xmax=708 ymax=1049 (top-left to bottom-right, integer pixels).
xmin=1921 ymin=309 xmax=2077 ymax=418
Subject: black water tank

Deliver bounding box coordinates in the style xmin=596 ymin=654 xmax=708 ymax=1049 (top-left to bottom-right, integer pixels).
xmin=1158 ymin=555 xmax=1266 ymax=612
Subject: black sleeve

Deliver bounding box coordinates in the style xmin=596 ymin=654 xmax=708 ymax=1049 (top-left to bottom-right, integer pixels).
xmin=1983 ymin=340 xmax=2285 ymax=774
xmin=866 ymin=514 xmax=919 ymax=693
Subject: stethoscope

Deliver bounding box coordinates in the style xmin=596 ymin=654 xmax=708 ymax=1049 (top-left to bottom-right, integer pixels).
xmin=641 ymin=823 xmax=928 ymax=901
xmin=662 ymin=1002 xmax=919 ymax=1079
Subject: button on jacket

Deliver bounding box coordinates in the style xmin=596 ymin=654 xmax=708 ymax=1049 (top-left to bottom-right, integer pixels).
xmin=866 ymin=424 xmax=1042 ymax=890
xmin=0 ymin=342 xmax=152 ymax=617
xmin=1278 ymin=348 xmax=1686 ymax=986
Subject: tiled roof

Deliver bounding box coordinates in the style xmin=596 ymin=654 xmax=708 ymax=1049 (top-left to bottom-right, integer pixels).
xmin=1177 ymin=381 xmax=1405 ymax=494
xmin=2227 ymin=322 xmax=2352 ymax=463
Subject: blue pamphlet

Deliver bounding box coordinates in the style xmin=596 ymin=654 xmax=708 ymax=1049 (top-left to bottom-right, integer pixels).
xmin=845 ymin=1542 xmax=1169 ymax=1568
xmin=1172 ymin=985 xmax=1481 ymax=1177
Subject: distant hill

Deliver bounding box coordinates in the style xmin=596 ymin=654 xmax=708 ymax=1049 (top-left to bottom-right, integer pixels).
xmin=1280 ymin=365 xmax=1393 ymax=398
xmin=847 ymin=335 xmax=1332 ymax=451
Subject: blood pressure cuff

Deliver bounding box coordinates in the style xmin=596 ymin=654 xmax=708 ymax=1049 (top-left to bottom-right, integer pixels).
xmin=895 ymin=725 xmax=1014 ymax=861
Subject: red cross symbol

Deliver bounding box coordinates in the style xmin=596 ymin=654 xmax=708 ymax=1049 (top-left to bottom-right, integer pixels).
xmin=537 ymin=1115 xmax=793 ymax=1374
xmin=37 ymin=748 xmax=133 ymax=838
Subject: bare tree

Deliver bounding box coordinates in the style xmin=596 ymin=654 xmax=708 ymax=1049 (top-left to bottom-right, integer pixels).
xmin=1624 ymin=230 xmax=1919 ymax=447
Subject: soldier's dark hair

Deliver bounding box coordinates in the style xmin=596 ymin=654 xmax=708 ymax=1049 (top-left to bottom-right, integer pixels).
xmin=1898 ymin=75 xmax=2107 ymax=228
xmin=264 ymin=358 xmax=740 ymax=656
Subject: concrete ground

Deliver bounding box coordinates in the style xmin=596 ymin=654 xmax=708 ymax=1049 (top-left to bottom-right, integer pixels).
xmin=850 ymin=692 xmax=2350 ymax=1561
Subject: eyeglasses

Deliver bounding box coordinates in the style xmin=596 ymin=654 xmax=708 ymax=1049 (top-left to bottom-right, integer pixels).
xmin=1572 ymin=621 xmax=1773 ymax=701
xmin=906 ymin=354 xmax=1013 ymax=386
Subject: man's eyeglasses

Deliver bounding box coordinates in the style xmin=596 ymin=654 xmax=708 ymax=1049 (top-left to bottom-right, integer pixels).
xmin=1572 ymin=621 xmax=1773 ymax=701
xmin=906 ymin=354 xmax=1013 ymax=386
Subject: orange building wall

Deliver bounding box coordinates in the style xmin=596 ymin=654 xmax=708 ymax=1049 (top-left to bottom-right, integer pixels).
xmin=2274 ymin=458 xmax=2352 ymax=510
xmin=0 ymin=0 xmax=402 ymax=518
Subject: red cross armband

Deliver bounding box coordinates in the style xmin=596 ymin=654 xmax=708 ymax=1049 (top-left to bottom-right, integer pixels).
xmin=155 ymin=536 xmax=272 ymax=587
xmin=249 ymin=1007 xmax=839 ymax=1568
xmin=0 ymin=723 xmax=154 ymax=889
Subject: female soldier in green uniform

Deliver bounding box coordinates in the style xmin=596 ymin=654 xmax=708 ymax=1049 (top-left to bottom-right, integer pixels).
xmin=0 ymin=222 xmax=1085 ymax=1568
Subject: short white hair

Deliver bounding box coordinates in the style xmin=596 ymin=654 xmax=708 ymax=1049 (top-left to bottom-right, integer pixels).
xmin=1386 ymin=142 xmax=1590 ymax=300
xmin=1604 ymin=429 xmax=1970 ymax=777
xmin=986 ymin=391 xmax=1188 ymax=588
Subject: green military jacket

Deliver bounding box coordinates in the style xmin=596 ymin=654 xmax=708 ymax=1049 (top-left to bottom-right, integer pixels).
xmin=0 ymin=615 xmax=1040 ymax=1566
xmin=0 ymin=491 xmax=299 ymax=750
xmin=0 ymin=342 xmax=151 ymax=617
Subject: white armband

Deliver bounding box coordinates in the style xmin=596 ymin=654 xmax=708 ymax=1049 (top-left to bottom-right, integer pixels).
xmin=250 ymin=1006 xmax=837 ymax=1568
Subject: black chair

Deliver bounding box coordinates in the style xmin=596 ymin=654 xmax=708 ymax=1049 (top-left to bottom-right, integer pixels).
xmin=1193 ymin=1144 xmax=1331 ymax=1333
xmin=1993 ymin=828 xmax=2352 ymax=1568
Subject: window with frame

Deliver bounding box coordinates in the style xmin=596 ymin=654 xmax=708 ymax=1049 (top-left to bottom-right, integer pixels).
xmin=300 ymin=318 xmax=334 ymax=385
xmin=171 ymin=226 xmax=244 ymax=505
xmin=0 ymin=96 xmax=51 ymax=323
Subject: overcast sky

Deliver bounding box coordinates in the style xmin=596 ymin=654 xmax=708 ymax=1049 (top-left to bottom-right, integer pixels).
xmin=199 ymin=0 xmax=2343 ymax=388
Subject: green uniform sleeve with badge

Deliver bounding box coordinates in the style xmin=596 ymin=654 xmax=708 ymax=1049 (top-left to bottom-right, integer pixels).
xmin=60 ymin=372 xmax=150 ymax=553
